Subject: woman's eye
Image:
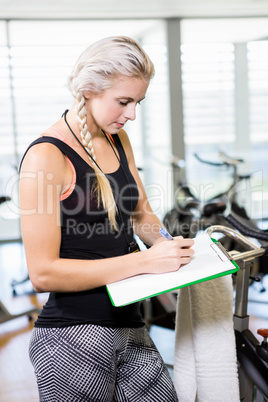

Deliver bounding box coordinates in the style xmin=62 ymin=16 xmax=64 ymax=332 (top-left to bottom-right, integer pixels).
xmin=119 ymin=101 xmax=128 ymax=106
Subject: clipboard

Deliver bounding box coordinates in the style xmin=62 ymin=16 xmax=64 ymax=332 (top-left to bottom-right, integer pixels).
xmin=106 ymin=233 xmax=239 ymax=307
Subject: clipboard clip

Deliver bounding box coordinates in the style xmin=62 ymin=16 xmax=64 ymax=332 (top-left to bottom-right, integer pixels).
xmin=210 ymin=241 xmax=231 ymax=262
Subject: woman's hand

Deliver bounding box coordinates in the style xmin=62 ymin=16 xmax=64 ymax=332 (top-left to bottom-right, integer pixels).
xmin=143 ymin=236 xmax=195 ymax=275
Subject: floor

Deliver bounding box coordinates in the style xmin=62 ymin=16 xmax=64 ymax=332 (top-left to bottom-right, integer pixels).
xmin=0 ymin=242 xmax=267 ymax=402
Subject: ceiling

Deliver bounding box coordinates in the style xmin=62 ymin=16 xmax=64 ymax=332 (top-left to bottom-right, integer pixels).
xmin=1 ymin=0 xmax=268 ymax=44
xmin=1 ymin=0 xmax=268 ymax=19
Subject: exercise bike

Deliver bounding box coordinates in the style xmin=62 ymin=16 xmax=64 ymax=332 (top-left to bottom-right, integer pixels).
xmin=164 ymin=150 xmax=268 ymax=281
xmin=0 ymin=195 xmax=40 ymax=324
xmin=163 ymin=150 xmax=253 ymax=239
xmin=207 ymin=223 xmax=268 ymax=402
xmin=143 ymin=151 xmax=267 ymax=331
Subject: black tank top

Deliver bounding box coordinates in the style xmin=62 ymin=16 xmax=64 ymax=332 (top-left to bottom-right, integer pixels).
xmin=21 ymin=134 xmax=144 ymax=328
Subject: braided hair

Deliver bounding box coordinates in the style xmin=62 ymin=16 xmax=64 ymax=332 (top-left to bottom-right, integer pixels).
xmin=67 ymin=36 xmax=155 ymax=230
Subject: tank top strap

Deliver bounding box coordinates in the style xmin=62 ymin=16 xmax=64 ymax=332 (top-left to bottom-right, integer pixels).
xmin=111 ymin=134 xmax=129 ymax=169
xmin=19 ymin=136 xmax=86 ymax=175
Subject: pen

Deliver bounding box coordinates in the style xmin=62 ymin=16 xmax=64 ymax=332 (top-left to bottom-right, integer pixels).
xmin=159 ymin=228 xmax=174 ymax=240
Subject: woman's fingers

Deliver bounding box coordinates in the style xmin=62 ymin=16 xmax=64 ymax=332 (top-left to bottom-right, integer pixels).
xmin=147 ymin=235 xmax=195 ymax=274
xmin=174 ymin=236 xmax=195 ymax=249
xmin=179 ymin=256 xmax=193 ymax=265
xmin=178 ymin=246 xmax=194 ymax=257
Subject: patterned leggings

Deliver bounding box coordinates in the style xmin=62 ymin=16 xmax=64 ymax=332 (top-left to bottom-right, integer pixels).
xmin=29 ymin=324 xmax=179 ymax=402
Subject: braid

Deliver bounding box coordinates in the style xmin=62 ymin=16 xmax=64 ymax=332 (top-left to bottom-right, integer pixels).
xmin=74 ymin=93 xmax=96 ymax=160
xmin=73 ymin=91 xmax=118 ymax=230
xmin=67 ymin=36 xmax=155 ymax=230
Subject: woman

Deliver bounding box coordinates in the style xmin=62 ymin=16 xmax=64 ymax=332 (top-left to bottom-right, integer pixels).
xmin=20 ymin=36 xmax=194 ymax=401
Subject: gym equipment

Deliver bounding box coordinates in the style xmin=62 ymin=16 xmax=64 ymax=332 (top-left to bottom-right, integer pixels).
xmin=207 ymin=224 xmax=268 ymax=402
xmin=0 ymin=196 xmax=40 ymax=324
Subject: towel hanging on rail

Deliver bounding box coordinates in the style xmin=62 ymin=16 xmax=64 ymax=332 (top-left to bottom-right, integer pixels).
xmin=174 ymin=274 xmax=240 ymax=402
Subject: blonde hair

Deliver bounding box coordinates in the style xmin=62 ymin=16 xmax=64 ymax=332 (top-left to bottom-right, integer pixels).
xmin=68 ymin=36 xmax=155 ymax=230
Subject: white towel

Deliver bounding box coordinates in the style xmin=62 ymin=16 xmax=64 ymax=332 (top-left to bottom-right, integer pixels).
xmin=174 ymin=275 xmax=240 ymax=402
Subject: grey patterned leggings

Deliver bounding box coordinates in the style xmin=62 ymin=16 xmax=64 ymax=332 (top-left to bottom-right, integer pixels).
xmin=29 ymin=324 xmax=179 ymax=402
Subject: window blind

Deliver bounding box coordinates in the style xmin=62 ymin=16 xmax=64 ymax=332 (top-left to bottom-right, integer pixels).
xmin=247 ymin=40 xmax=268 ymax=219
xmin=181 ymin=42 xmax=235 ymax=146
xmin=181 ymin=42 xmax=236 ymax=201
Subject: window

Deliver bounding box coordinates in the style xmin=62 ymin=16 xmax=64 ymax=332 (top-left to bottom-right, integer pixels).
xmin=181 ymin=41 xmax=236 ymax=200
xmin=180 ymin=18 xmax=268 ymax=220
xmin=247 ymin=40 xmax=268 ymax=221
xmin=0 ymin=19 xmax=169 ymax=239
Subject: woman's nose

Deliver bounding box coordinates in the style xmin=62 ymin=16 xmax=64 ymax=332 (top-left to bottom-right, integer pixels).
xmin=124 ymin=104 xmax=136 ymax=121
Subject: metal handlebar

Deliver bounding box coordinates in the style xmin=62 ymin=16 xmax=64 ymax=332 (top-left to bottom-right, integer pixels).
xmin=206 ymin=224 xmax=265 ymax=330
xmin=194 ymin=153 xmax=225 ymax=167
xmin=206 ymin=225 xmax=265 ymax=262
xmin=194 ymin=151 xmax=244 ymax=168
xmin=218 ymin=151 xmax=244 ymax=166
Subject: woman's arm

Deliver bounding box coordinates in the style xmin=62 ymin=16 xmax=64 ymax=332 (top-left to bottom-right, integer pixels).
xmin=20 ymin=141 xmax=194 ymax=294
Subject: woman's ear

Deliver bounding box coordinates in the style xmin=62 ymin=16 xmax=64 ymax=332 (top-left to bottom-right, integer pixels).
xmin=83 ymin=91 xmax=91 ymax=100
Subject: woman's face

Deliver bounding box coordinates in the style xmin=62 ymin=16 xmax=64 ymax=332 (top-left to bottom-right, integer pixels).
xmin=84 ymin=76 xmax=149 ymax=135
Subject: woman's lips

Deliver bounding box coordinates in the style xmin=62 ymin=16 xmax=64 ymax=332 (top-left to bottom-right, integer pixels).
xmin=115 ymin=122 xmax=125 ymax=128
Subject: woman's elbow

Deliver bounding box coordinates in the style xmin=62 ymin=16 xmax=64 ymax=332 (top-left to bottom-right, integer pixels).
xmin=28 ymin=266 xmax=52 ymax=293
xmin=30 ymin=274 xmax=48 ymax=293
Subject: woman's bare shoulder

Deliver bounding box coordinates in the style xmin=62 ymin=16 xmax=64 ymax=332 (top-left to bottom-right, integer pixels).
xmin=20 ymin=140 xmax=67 ymax=175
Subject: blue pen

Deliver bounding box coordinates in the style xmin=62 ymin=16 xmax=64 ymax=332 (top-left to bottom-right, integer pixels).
xmin=159 ymin=228 xmax=173 ymax=240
